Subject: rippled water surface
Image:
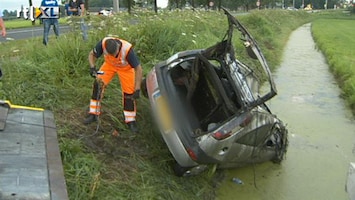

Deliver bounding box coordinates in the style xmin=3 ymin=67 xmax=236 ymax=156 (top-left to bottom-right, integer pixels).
xmin=216 ymin=23 xmax=355 ymax=200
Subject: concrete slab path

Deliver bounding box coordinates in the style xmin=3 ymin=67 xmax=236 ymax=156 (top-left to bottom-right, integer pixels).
xmin=0 ymin=101 xmax=68 ymax=200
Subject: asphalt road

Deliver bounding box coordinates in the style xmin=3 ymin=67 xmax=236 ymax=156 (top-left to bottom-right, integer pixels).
xmin=0 ymin=25 xmax=71 ymax=42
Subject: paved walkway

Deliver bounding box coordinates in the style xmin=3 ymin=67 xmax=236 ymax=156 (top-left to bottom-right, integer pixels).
xmin=0 ymin=101 xmax=68 ymax=200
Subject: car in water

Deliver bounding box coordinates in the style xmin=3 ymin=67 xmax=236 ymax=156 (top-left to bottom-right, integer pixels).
xmin=141 ymin=7 xmax=288 ymax=176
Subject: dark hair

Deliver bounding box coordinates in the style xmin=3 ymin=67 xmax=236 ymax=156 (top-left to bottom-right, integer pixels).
xmin=105 ymin=39 xmax=121 ymax=55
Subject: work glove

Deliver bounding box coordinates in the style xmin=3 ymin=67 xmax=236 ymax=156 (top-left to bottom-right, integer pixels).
xmin=132 ymin=90 xmax=140 ymax=99
xmin=90 ymin=66 xmax=97 ymax=78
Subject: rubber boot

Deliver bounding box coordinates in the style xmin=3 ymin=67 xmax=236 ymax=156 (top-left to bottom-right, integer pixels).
xmin=127 ymin=121 xmax=138 ymax=133
xmin=83 ymin=114 xmax=98 ymax=125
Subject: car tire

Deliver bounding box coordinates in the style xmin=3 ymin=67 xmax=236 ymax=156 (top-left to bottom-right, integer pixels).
xmin=141 ymin=77 xmax=148 ymax=98
xmin=271 ymin=123 xmax=288 ymax=164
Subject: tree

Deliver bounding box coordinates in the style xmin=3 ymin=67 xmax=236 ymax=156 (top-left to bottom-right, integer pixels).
xmin=2 ymin=10 xmax=10 ymax=17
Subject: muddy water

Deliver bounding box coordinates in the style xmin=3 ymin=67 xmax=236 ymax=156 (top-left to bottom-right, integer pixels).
xmin=216 ymin=23 xmax=355 ymax=200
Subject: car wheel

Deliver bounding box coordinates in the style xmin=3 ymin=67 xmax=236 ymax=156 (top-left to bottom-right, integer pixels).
xmin=271 ymin=123 xmax=288 ymax=163
xmin=141 ymin=77 xmax=148 ymax=98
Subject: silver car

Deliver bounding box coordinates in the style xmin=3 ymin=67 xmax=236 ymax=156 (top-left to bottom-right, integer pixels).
xmin=142 ymin=7 xmax=288 ymax=176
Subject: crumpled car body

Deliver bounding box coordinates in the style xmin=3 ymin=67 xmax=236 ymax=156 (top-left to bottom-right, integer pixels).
xmin=142 ymin=7 xmax=288 ymax=176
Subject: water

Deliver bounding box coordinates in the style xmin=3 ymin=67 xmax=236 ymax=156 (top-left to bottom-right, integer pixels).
xmin=216 ymin=23 xmax=355 ymax=200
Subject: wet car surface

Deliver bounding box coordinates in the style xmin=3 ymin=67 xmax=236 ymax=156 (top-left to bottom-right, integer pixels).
xmin=142 ymin=7 xmax=288 ymax=176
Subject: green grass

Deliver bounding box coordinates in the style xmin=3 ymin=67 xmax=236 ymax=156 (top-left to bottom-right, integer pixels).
xmin=0 ymin=9 xmax=354 ymax=200
xmin=5 ymin=18 xmax=42 ymax=28
xmin=312 ymin=18 xmax=355 ymax=111
xmin=5 ymin=18 xmax=67 ymax=29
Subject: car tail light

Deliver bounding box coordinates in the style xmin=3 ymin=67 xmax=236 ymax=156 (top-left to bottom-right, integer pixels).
xmin=212 ymin=113 xmax=252 ymax=140
xmin=212 ymin=130 xmax=232 ymax=140
xmin=187 ymin=148 xmax=198 ymax=161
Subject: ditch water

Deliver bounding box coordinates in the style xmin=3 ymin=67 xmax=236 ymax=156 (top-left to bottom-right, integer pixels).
xmin=216 ymin=23 xmax=355 ymax=200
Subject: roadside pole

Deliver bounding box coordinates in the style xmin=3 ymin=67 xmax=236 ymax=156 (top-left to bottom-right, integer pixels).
xmin=113 ymin=0 xmax=119 ymax=13
xmin=29 ymin=0 xmax=35 ymax=25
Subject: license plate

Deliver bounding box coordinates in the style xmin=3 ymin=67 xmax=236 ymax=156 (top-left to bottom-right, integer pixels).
xmin=153 ymin=91 xmax=173 ymax=134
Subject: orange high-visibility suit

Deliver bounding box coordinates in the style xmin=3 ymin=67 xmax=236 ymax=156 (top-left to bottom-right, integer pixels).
xmin=88 ymin=37 xmax=142 ymax=123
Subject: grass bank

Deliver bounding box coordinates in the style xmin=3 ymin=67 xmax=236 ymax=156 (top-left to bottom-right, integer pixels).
xmin=0 ymin=9 xmax=351 ymax=199
xmin=311 ymin=18 xmax=355 ymax=112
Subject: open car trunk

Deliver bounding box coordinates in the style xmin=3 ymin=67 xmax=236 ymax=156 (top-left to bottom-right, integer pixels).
xmin=170 ymin=50 xmax=243 ymax=134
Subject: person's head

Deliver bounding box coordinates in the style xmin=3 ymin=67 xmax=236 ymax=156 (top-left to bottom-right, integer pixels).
xmin=105 ymin=39 xmax=121 ymax=56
